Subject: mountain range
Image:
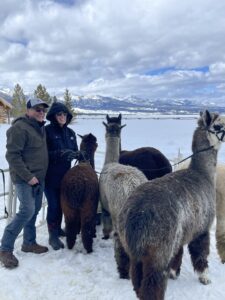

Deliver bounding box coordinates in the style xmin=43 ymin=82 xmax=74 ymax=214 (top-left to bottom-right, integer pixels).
xmin=1 ymin=88 xmax=225 ymax=115
xmin=71 ymin=95 xmax=225 ymax=114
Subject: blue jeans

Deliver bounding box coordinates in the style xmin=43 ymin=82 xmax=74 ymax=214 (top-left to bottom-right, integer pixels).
xmin=44 ymin=186 xmax=62 ymax=231
xmin=0 ymin=181 xmax=44 ymax=252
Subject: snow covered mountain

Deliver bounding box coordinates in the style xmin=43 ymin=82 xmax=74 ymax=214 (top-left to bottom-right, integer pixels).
xmin=1 ymin=89 xmax=225 ymax=114
xmin=70 ymin=94 xmax=225 ymax=114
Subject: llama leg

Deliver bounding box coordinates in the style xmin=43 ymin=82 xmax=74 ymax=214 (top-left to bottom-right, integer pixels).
xmin=169 ymin=247 xmax=183 ymax=279
xmin=130 ymin=259 xmax=143 ymax=298
xmin=216 ymin=192 xmax=225 ymax=263
xmin=80 ymin=201 xmax=98 ymax=253
xmin=81 ymin=219 xmax=95 ymax=253
xmin=101 ymin=208 xmax=112 ymax=239
xmin=216 ymin=226 xmax=225 ymax=264
xmin=65 ymin=214 xmax=81 ymax=250
xmin=140 ymin=258 xmax=168 ymax=300
xmin=114 ymin=233 xmax=130 ymax=279
xmin=188 ymin=232 xmax=211 ymax=285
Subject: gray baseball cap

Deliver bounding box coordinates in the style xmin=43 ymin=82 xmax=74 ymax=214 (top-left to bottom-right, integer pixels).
xmin=27 ymin=97 xmax=49 ymax=109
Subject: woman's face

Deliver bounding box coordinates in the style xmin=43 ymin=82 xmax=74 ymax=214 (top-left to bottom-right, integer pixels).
xmin=55 ymin=111 xmax=67 ymax=127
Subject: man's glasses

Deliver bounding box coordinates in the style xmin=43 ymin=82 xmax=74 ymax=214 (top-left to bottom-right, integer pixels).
xmin=34 ymin=107 xmax=48 ymax=113
xmin=56 ymin=112 xmax=67 ymax=117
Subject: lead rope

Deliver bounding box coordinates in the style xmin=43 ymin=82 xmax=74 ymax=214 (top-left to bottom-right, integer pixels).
xmin=96 ymin=145 xmax=215 ymax=175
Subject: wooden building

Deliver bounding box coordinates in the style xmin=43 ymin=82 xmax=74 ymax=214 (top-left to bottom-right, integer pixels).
xmin=0 ymin=97 xmax=12 ymax=123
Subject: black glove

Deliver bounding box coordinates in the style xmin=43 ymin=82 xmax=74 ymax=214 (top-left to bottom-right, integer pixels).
xmin=61 ymin=149 xmax=80 ymax=161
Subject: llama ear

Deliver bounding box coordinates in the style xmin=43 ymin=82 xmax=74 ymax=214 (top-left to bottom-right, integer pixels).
xmin=103 ymin=121 xmax=108 ymax=128
xmin=77 ymin=134 xmax=83 ymax=139
xmin=202 ymin=110 xmax=213 ymax=127
xmin=120 ymin=124 xmax=126 ymax=129
xmin=118 ymin=114 xmax=122 ymax=121
xmin=106 ymin=115 xmax=110 ymax=122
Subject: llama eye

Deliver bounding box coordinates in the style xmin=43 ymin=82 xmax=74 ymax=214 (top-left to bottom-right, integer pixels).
xmin=213 ymin=124 xmax=222 ymax=131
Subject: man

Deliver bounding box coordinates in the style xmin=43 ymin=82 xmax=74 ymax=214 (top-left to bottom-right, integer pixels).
xmin=0 ymin=97 xmax=49 ymax=269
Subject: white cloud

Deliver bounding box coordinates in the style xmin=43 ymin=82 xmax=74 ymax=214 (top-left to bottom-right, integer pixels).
xmin=209 ymin=63 xmax=225 ymax=76
xmin=0 ymin=0 xmax=225 ymax=101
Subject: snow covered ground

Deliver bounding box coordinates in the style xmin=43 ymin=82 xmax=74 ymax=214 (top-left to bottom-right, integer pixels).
xmin=0 ymin=115 xmax=224 ymax=300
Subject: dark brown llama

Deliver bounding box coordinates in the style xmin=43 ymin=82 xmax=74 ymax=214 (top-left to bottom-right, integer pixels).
xmin=118 ymin=111 xmax=225 ymax=300
xmin=106 ymin=114 xmax=172 ymax=179
xmin=61 ymin=133 xmax=99 ymax=253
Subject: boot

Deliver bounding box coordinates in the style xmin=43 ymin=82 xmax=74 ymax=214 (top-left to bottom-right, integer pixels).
xmin=49 ymin=230 xmax=64 ymax=250
xmin=21 ymin=243 xmax=48 ymax=254
xmin=0 ymin=251 xmax=19 ymax=269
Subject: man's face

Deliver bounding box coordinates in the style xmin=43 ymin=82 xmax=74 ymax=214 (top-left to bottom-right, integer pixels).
xmin=27 ymin=105 xmax=47 ymax=122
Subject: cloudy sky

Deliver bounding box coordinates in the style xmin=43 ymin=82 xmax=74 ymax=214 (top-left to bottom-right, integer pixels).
xmin=1 ymin=0 xmax=225 ymax=101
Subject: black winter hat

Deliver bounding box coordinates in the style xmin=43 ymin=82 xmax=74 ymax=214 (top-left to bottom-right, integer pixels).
xmin=46 ymin=102 xmax=73 ymax=124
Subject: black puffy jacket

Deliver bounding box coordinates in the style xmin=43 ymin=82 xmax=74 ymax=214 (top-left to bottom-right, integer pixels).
xmin=45 ymin=102 xmax=78 ymax=187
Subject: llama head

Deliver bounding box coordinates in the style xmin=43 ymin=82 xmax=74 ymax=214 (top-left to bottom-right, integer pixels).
xmin=103 ymin=121 xmax=126 ymax=138
xmin=198 ymin=110 xmax=225 ymax=147
xmin=78 ymin=133 xmax=98 ymax=150
xmin=106 ymin=113 xmax=122 ymax=125
xmin=78 ymin=133 xmax=98 ymax=162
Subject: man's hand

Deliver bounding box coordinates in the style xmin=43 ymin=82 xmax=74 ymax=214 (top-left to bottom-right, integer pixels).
xmin=28 ymin=176 xmax=39 ymax=186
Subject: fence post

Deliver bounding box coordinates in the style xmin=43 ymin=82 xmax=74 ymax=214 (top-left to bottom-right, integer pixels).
xmin=173 ymin=148 xmax=183 ymax=171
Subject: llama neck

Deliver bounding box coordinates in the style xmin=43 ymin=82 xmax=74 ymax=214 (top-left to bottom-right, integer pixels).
xmin=89 ymin=156 xmax=95 ymax=169
xmin=104 ymin=136 xmax=120 ymax=165
xmin=84 ymin=149 xmax=95 ymax=169
xmin=189 ymin=128 xmax=218 ymax=183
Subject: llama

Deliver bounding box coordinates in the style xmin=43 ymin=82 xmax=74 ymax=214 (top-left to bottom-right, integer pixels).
xmin=117 ymin=110 xmax=225 ymax=300
xmin=60 ymin=133 xmax=99 ymax=253
xmin=106 ymin=114 xmax=172 ymax=179
xmin=99 ymin=119 xmax=148 ymax=278
xmin=176 ymin=160 xmax=225 ymax=264
xmin=215 ymin=164 xmax=225 ymax=263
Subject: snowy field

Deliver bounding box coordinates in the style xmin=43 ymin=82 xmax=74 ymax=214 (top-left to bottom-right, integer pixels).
xmin=0 ymin=114 xmax=225 ymax=300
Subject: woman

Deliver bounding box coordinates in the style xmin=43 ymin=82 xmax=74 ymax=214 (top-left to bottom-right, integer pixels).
xmin=45 ymin=102 xmax=79 ymax=250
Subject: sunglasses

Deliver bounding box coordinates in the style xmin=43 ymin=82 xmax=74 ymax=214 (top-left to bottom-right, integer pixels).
xmin=34 ymin=107 xmax=48 ymax=113
xmin=56 ymin=112 xmax=67 ymax=117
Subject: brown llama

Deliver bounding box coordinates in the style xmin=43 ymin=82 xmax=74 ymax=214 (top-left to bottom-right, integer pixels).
xmin=106 ymin=114 xmax=172 ymax=179
xmin=118 ymin=111 xmax=225 ymax=300
xmin=61 ymin=133 xmax=99 ymax=253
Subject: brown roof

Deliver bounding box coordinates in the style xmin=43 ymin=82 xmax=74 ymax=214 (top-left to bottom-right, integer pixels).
xmin=0 ymin=97 xmax=12 ymax=109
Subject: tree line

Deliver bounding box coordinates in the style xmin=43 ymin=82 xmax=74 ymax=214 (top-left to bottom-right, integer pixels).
xmin=11 ymin=83 xmax=75 ymax=117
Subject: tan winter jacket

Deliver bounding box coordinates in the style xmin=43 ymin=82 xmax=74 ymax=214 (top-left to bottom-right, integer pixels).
xmin=5 ymin=115 xmax=49 ymax=184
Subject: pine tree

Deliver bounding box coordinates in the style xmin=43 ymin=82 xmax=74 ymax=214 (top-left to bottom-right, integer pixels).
xmin=34 ymin=84 xmax=52 ymax=105
xmin=11 ymin=84 xmax=27 ymax=117
xmin=52 ymin=96 xmax=58 ymax=103
xmin=64 ymin=89 xmax=75 ymax=116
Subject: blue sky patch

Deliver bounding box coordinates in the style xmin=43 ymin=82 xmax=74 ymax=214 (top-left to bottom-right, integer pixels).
xmin=190 ymin=66 xmax=209 ymax=73
xmin=6 ymin=37 xmax=28 ymax=47
xmin=54 ymin=0 xmax=75 ymax=6
xmin=145 ymin=67 xmax=176 ymax=76
xmin=145 ymin=66 xmax=209 ymax=76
